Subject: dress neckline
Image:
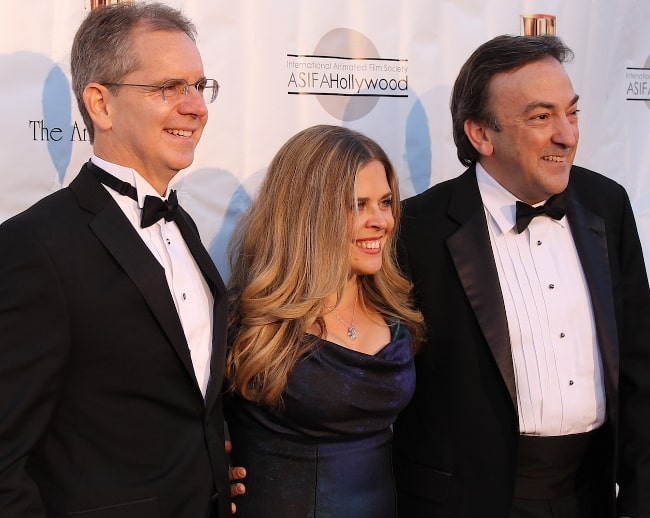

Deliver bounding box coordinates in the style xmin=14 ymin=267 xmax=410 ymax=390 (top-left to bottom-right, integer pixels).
xmin=305 ymin=321 xmax=403 ymax=357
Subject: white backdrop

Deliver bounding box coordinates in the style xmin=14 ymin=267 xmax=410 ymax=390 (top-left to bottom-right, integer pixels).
xmin=1 ymin=0 xmax=649 ymax=278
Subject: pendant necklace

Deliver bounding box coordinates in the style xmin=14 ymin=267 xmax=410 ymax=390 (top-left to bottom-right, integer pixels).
xmin=328 ymin=294 xmax=358 ymax=340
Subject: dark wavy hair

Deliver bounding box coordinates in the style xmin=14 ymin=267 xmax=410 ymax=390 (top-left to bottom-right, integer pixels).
xmin=450 ymin=35 xmax=574 ymax=166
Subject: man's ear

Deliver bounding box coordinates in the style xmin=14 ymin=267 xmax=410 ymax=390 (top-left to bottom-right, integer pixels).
xmin=83 ymin=83 xmax=113 ymax=133
xmin=464 ymin=119 xmax=494 ymax=157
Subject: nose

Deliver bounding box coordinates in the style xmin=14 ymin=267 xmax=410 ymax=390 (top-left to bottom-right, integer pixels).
xmin=552 ymin=114 xmax=578 ymax=148
xmin=179 ymin=87 xmax=208 ymax=117
xmin=365 ymin=205 xmax=390 ymax=230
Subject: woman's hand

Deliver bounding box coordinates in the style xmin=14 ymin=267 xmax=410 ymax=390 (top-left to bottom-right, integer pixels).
xmin=226 ymin=439 xmax=246 ymax=514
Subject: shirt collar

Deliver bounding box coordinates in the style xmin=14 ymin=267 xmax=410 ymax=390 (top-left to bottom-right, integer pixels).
xmin=476 ymin=162 xmax=519 ymax=235
xmin=90 ymin=154 xmax=177 ymax=207
xmin=475 ymin=162 xmax=566 ymax=236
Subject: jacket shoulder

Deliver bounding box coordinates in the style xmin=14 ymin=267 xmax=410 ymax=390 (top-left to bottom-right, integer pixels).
xmin=402 ymin=175 xmax=461 ymax=216
xmin=568 ymin=165 xmax=630 ymax=213
xmin=569 ymin=165 xmax=626 ymax=193
xmin=0 ymin=188 xmax=75 ymax=232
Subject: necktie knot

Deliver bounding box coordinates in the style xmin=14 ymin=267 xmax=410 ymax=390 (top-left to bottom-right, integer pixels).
xmin=141 ymin=191 xmax=179 ymax=228
xmin=515 ymin=193 xmax=566 ymax=233
xmin=88 ymin=161 xmax=179 ymax=228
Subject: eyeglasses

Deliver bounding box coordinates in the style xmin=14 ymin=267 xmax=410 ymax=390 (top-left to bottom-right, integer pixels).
xmin=102 ymin=78 xmax=219 ymax=104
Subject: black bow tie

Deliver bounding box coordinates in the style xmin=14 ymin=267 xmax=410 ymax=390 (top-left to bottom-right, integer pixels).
xmin=140 ymin=191 xmax=179 ymax=228
xmin=89 ymin=161 xmax=178 ymax=228
xmin=515 ymin=193 xmax=566 ymax=233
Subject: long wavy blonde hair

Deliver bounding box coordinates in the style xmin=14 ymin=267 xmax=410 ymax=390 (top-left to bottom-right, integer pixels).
xmin=226 ymin=125 xmax=424 ymax=406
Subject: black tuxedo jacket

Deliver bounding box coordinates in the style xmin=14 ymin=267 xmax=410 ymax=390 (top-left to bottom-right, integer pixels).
xmin=392 ymin=164 xmax=650 ymax=518
xmin=0 ymin=164 xmax=230 ymax=517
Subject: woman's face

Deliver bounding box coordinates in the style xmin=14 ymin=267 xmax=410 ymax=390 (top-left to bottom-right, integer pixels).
xmin=347 ymin=159 xmax=395 ymax=276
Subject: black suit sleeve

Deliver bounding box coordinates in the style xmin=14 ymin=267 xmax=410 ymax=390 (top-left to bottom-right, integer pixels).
xmin=613 ymin=185 xmax=650 ymax=517
xmin=0 ymin=219 xmax=69 ymax=517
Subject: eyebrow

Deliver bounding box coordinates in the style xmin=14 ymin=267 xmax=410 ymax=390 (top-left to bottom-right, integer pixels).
xmin=523 ymin=94 xmax=580 ymax=113
xmin=356 ymin=192 xmax=393 ymax=200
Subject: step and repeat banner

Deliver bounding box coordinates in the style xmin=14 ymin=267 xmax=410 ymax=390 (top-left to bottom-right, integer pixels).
xmin=1 ymin=0 xmax=649 ymax=277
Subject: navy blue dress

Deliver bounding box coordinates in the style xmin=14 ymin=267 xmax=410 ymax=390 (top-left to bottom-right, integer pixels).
xmin=226 ymin=323 xmax=415 ymax=518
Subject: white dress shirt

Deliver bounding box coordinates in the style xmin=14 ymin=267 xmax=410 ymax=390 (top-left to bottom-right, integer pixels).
xmin=476 ymin=163 xmax=605 ymax=436
xmin=91 ymin=155 xmax=213 ymax=396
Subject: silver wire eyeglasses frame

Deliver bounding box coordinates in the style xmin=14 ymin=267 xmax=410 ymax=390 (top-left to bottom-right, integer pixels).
xmin=102 ymin=78 xmax=219 ymax=104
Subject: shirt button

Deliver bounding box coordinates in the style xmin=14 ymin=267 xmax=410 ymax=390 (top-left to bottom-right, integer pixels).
xmin=182 ymin=293 xmax=187 ymax=300
xmin=560 ymin=332 xmax=566 ymax=338
xmin=537 ymin=240 xmax=542 ymax=246
xmin=549 ymin=283 xmax=555 ymax=289
xmin=569 ymin=380 xmax=574 ymax=386
xmin=166 ymin=238 xmax=171 ymax=245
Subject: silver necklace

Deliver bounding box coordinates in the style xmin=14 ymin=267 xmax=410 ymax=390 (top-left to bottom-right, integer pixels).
xmin=328 ymin=294 xmax=358 ymax=340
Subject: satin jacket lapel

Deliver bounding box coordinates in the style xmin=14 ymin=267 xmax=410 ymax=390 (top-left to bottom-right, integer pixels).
xmin=565 ymin=189 xmax=619 ymax=401
xmin=174 ymin=210 xmax=227 ymax=408
xmin=70 ymin=166 xmax=198 ymax=388
xmin=446 ymin=168 xmax=517 ymax=410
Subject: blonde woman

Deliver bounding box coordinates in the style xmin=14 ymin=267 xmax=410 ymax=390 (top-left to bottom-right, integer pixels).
xmin=225 ymin=124 xmax=424 ymax=517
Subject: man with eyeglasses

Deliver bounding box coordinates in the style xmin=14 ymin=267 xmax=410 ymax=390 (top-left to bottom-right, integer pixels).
xmin=0 ymin=3 xmax=244 ymax=517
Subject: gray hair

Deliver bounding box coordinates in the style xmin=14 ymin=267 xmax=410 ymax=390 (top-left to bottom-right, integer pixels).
xmin=70 ymin=2 xmax=197 ymax=143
